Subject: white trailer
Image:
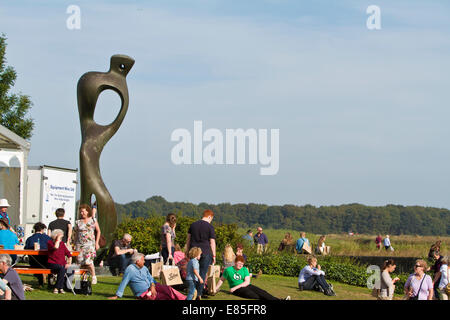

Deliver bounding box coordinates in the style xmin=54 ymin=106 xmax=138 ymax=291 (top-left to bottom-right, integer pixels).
xmin=25 ymin=166 xmax=78 ymax=239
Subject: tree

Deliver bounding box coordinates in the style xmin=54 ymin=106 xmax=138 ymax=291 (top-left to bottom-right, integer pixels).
xmin=0 ymin=34 xmax=34 ymax=140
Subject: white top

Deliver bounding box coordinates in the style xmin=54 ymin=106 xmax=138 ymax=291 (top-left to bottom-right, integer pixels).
xmin=298 ymin=265 xmax=325 ymax=283
xmin=438 ymin=264 xmax=448 ymax=289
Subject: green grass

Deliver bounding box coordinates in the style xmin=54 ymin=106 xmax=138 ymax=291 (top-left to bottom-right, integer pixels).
xmin=21 ymin=273 xmax=400 ymax=301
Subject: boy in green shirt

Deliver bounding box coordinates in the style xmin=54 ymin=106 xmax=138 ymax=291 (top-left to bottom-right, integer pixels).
xmin=215 ymin=256 xmax=290 ymax=300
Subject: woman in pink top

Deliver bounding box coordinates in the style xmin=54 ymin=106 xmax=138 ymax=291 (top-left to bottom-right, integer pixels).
xmin=47 ymin=229 xmax=72 ymax=294
xmin=173 ymin=244 xmax=185 ymax=264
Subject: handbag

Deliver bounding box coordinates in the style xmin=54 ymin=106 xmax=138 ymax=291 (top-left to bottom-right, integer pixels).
xmin=409 ymin=275 xmax=425 ymax=300
xmin=151 ymin=257 xmax=164 ymax=278
xmin=160 ymin=259 xmax=183 ymax=286
xmin=75 ymin=273 xmax=92 ymax=295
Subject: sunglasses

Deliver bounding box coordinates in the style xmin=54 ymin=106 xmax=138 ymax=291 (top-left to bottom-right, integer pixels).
xmin=414 ymin=264 xmax=423 ymax=268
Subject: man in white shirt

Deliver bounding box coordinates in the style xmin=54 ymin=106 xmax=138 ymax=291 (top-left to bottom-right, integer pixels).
xmin=383 ymin=235 xmax=391 ymax=250
xmin=298 ymin=256 xmax=335 ymax=296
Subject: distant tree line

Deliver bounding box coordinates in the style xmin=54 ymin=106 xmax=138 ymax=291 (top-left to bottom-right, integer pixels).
xmin=115 ymin=196 xmax=450 ymax=236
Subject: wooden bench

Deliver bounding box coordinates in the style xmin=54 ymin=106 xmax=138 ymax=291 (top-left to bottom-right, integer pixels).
xmin=14 ymin=267 xmax=89 ymax=275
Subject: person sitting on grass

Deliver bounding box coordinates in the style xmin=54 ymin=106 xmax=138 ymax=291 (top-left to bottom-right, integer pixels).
xmin=295 ymin=232 xmax=310 ymax=254
xmin=298 ymin=256 xmax=336 ymax=296
xmin=222 ymin=244 xmax=236 ymax=271
xmin=0 ymin=254 xmax=25 ymax=300
xmin=0 ymin=278 xmax=11 ymax=300
xmin=235 ymin=243 xmax=262 ymax=278
xmin=215 ymin=255 xmax=290 ymax=300
xmin=108 ymin=252 xmax=186 ymax=300
xmin=47 ymin=229 xmax=72 ymax=294
xmin=106 ymin=233 xmax=135 ymax=276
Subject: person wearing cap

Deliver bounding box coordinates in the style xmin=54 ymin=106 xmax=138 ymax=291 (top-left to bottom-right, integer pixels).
xmin=0 ymin=218 xmax=19 ymax=264
xmin=0 ymin=199 xmax=11 ymax=226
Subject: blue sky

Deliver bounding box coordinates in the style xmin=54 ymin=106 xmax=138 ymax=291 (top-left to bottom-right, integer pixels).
xmin=1 ymin=0 xmax=450 ymax=208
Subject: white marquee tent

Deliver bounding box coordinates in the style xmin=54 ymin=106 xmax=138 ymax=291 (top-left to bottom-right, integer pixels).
xmin=0 ymin=124 xmax=30 ymax=227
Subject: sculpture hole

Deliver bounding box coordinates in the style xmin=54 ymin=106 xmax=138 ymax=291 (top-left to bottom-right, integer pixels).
xmin=94 ymin=89 xmax=122 ymax=125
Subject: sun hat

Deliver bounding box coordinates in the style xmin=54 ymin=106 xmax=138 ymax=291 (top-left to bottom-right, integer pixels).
xmin=0 ymin=199 xmax=10 ymax=207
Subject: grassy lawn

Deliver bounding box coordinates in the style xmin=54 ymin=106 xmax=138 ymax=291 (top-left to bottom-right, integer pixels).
xmin=20 ymin=273 xmax=401 ymax=301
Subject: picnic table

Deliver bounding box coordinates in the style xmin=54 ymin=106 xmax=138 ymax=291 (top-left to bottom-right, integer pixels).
xmin=0 ymin=248 xmax=90 ymax=295
xmin=0 ymin=249 xmax=86 ymax=275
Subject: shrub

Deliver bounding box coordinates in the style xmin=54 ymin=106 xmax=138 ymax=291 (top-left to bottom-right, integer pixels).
xmin=113 ymin=216 xmax=241 ymax=255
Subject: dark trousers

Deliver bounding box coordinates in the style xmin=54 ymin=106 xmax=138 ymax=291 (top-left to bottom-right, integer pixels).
xmin=108 ymin=254 xmax=132 ymax=275
xmin=233 ymin=284 xmax=279 ymax=300
xmin=198 ymin=253 xmax=213 ymax=297
xmin=299 ymin=275 xmax=330 ymax=291
xmin=94 ymin=247 xmax=108 ymax=266
xmin=161 ymin=246 xmax=175 ymax=264
xmin=48 ymin=263 xmax=66 ymax=289
xmin=29 ymin=255 xmax=48 ymax=285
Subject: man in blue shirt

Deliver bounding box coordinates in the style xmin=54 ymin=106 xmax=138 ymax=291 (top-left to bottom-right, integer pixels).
xmin=24 ymin=222 xmax=52 ymax=287
xmin=296 ymin=232 xmax=310 ymax=254
xmin=254 ymin=227 xmax=268 ymax=254
xmin=242 ymin=230 xmax=254 ymax=247
xmin=108 ymin=252 xmax=186 ymax=300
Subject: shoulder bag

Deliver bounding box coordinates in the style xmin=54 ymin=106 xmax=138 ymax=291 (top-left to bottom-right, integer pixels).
xmin=93 ymin=218 xmax=107 ymax=248
xmin=409 ymin=274 xmax=426 ymax=300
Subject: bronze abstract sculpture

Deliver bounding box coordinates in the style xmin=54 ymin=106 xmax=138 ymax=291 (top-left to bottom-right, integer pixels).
xmin=77 ymin=54 xmax=135 ymax=242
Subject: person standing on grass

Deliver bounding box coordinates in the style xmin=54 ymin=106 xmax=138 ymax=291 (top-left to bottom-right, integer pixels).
xmin=375 ymin=234 xmax=382 ymax=250
xmin=242 ymin=230 xmax=254 ymax=247
xmin=431 ymin=250 xmax=444 ymax=300
xmin=215 ymin=255 xmax=290 ymax=300
xmin=161 ymin=213 xmax=177 ymax=264
xmin=378 ymin=259 xmax=400 ymax=300
xmin=383 ymin=235 xmax=391 ymax=251
xmin=48 ymin=208 xmax=72 ymax=246
xmin=74 ymin=204 xmax=100 ymax=285
xmin=404 ymin=259 xmax=433 ymax=300
xmin=186 ymin=247 xmax=203 ymax=300
xmin=185 ymin=209 xmax=216 ymax=300
xmin=254 ymin=227 xmax=269 ymax=254
xmin=437 ymin=256 xmax=449 ymax=300
xmin=0 ymin=254 xmax=25 ymax=300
